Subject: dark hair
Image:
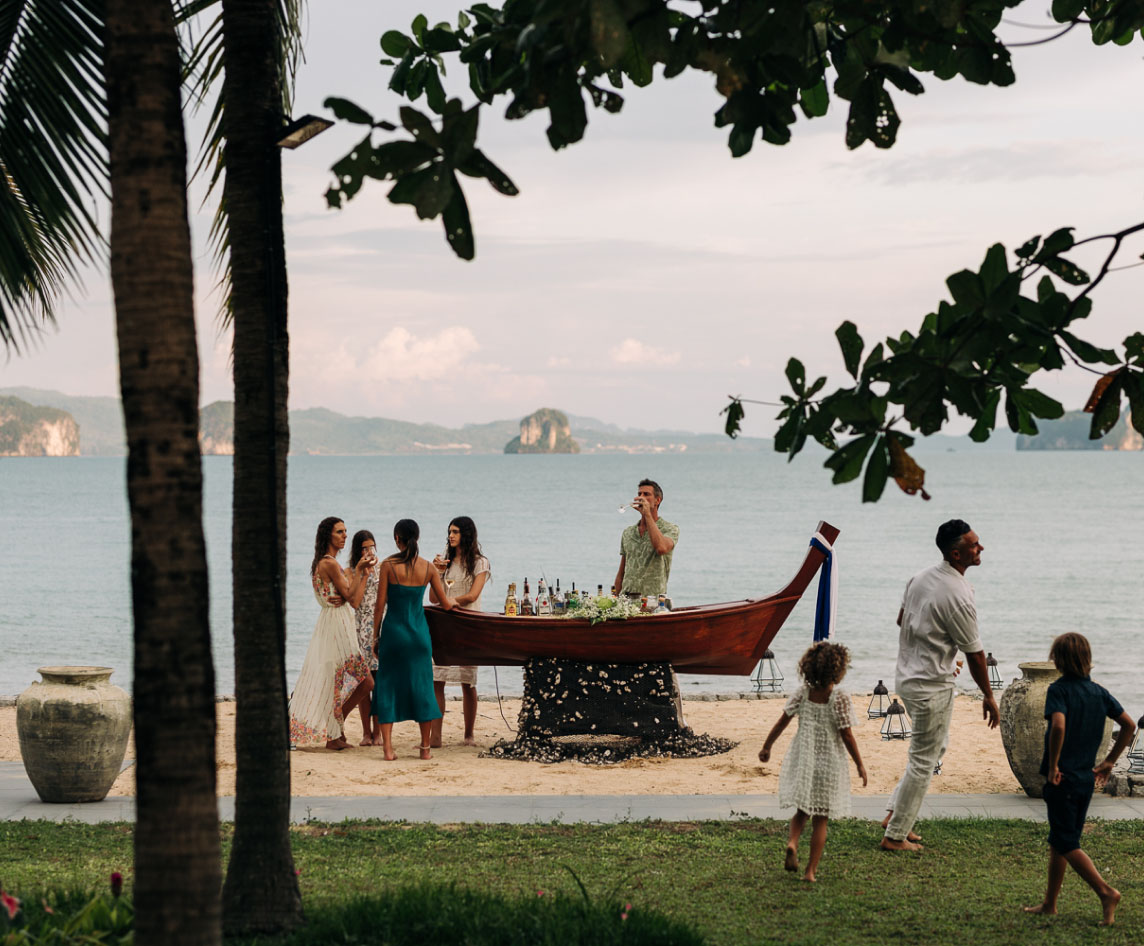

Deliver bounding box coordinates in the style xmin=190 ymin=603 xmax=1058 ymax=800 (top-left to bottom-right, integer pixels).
xmin=311 ymin=516 xmax=344 ymax=575
xmin=387 ymin=519 xmax=420 ymax=569
xmin=446 ymin=516 xmax=484 ymax=578
xmin=350 ymin=530 xmax=376 ymax=569
xmin=639 ymin=478 xmax=663 ymax=502
xmin=935 ymin=519 xmax=972 ymax=559
xmin=798 ymin=641 xmax=850 ymax=689
xmin=1049 ymin=632 xmax=1092 ymax=679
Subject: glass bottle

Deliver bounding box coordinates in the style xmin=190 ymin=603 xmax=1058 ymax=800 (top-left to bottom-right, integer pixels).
xmin=504 ymin=582 xmax=518 ymax=616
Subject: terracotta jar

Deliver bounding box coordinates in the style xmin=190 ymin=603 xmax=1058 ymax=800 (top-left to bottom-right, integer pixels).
xmin=16 ymin=666 xmax=132 ymax=803
xmin=999 ymin=661 xmax=1112 ymax=798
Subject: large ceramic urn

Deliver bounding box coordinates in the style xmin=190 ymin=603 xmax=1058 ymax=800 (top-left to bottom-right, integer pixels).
xmin=999 ymin=661 xmax=1113 ymax=798
xmin=16 ymin=667 xmax=132 ymax=803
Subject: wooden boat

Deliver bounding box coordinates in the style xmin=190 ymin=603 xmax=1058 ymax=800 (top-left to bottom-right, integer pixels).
xmin=425 ymin=521 xmax=839 ymax=675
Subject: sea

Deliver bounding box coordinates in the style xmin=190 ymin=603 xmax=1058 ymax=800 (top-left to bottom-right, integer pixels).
xmin=2 ymin=451 xmax=1142 ymax=714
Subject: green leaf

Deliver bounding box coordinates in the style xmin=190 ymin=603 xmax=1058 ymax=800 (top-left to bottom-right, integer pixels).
xmin=422 ymin=28 xmax=463 ymax=54
xmin=441 ymin=175 xmax=475 ymax=260
xmin=979 ymin=243 xmax=1008 ymax=295
xmin=835 ymin=321 xmax=864 ymax=378
xmin=861 ymin=342 xmax=885 ymax=377
xmin=424 ymin=67 xmax=447 ymax=114
xmin=621 ymin=35 xmax=654 ymax=87
xmin=381 ymin=31 xmax=412 ymax=58
xmin=411 ymin=13 xmax=428 ymax=45
xmin=862 ymin=435 xmax=890 ymax=503
xmin=785 ymin=358 xmax=806 ymax=395
xmin=721 ymin=399 xmax=745 ymax=438
xmin=1051 ymin=0 xmax=1084 ymax=19
xmin=399 ymin=106 xmax=443 ymax=147
xmin=969 ymin=389 xmax=1000 ymax=442
xmin=1035 ymin=227 xmax=1075 ymax=261
xmin=1124 ymin=332 xmax=1144 ymax=364
xmin=800 ymin=81 xmax=829 ymax=118
xmin=1060 ymin=330 xmax=1120 ymax=365
xmin=1015 ymin=235 xmax=1041 ymax=259
xmin=1017 ymin=387 xmax=1065 ymax=419
xmin=589 ymin=0 xmax=629 ymax=68
xmin=324 ymin=97 xmax=375 ymax=126
xmin=457 ymin=149 xmax=519 ymax=195
xmin=824 ymin=433 xmax=876 ymax=484
xmin=388 ymin=166 xmax=454 ymax=219
xmin=1123 ymin=372 xmax=1144 ymax=436
xmin=369 ymin=140 xmax=438 ymax=177
xmin=1041 ymin=255 xmax=1090 ymax=286
xmin=946 ymin=269 xmax=983 ymax=308
xmin=1087 ymin=375 xmax=1123 ymax=438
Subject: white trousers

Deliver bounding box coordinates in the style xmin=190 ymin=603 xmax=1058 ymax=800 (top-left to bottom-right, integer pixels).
xmin=884 ymin=688 xmax=955 ymax=841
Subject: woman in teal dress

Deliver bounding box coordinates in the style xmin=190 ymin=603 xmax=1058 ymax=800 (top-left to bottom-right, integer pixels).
xmin=371 ymin=519 xmax=457 ymax=760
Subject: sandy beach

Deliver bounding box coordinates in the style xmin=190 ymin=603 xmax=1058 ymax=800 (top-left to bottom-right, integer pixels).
xmin=1 ymin=691 xmax=1020 ymax=798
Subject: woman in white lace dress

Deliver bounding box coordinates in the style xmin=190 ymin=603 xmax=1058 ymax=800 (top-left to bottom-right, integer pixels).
xmin=428 ymin=516 xmax=490 ymax=747
xmin=348 ymin=530 xmax=380 ymax=745
xmin=288 ymin=517 xmax=374 ymax=750
xmin=758 ymin=641 xmax=867 ymax=882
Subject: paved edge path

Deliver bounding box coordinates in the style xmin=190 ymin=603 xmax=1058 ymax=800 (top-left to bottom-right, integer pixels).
xmin=4 ymin=762 xmax=1144 ymax=824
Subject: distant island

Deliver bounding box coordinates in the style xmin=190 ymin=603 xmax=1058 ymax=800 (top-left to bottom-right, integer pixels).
xmin=504 ymin=408 xmax=580 ymax=454
xmin=1016 ymin=410 xmax=1142 ymax=451
xmin=0 ymin=396 xmax=80 ymax=457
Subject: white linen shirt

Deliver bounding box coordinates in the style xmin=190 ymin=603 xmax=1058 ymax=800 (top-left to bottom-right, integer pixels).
xmin=894 ymin=560 xmax=984 ymax=698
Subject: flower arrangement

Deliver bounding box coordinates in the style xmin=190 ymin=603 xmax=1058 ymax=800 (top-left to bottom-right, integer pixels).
xmin=563 ymin=596 xmax=657 ymax=626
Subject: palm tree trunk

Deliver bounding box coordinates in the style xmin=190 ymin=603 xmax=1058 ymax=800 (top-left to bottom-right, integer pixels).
xmin=103 ymin=1 xmax=221 ymax=944
xmin=218 ymin=0 xmax=302 ymax=934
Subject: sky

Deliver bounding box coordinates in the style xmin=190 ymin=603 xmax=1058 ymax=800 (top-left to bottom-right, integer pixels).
xmin=3 ymin=2 xmax=1143 ymax=436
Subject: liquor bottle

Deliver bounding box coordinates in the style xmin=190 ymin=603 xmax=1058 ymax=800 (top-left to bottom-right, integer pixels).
xmin=555 ymin=578 xmax=561 ymax=599
xmin=553 ymin=589 xmax=565 ymax=616
xmin=656 ymin=594 xmax=668 ymax=612
xmin=537 ymin=579 xmax=552 ymax=616
xmin=580 ymin=589 xmax=590 ymax=607
xmin=596 ymin=583 xmax=604 ymax=600
xmin=521 ymin=578 xmax=533 ymax=617
xmin=504 ymin=582 xmax=518 ymax=616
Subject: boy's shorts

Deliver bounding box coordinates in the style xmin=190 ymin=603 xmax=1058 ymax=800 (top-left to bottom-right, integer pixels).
xmin=1042 ymin=780 xmax=1093 ymax=854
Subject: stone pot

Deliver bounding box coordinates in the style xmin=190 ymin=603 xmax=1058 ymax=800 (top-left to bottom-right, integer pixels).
xmin=16 ymin=666 xmax=132 ymax=803
xmin=999 ymin=661 xmax=1113 ymax=798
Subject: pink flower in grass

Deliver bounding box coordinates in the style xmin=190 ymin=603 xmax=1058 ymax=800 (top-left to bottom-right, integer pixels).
xmin=41 ymin=898 xmax=54 ymax=915
xmin=536 ymin=890 xmax=545 ymax=897
xmin=1 ymin=890 xmax=20 ymax=920
xmin=110 ymin=873 xmax=123 ymax=898
xmin=621 ymin=902 xmax=632 ymax=922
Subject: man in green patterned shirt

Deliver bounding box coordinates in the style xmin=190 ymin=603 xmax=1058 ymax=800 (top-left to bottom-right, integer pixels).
xmin=614 ymin=479 xmax=679 ymax=598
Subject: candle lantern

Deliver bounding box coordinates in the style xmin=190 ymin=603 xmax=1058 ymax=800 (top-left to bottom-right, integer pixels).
xmin=1128 ymin=715 xmax=1144 ymax=775
xmin=867 ymin=680 xmax=890 ymax=719
xmin=751 ymin=649 xmax=784 ymax=693
xmin=880 ymin=698 xmax=912 ymax=740
xmin=986 ymin=653 xmax=1004 ymax=691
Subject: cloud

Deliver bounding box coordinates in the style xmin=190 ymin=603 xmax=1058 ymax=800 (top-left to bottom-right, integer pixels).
xmin=610 ymin=338 xmax=681 ymax=366
xmin=360 ymin=326 xmax=479 ymax=382
xmin=735 ymin=356 xmax=751 ymax=368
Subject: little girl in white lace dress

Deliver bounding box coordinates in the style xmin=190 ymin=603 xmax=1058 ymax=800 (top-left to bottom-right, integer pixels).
xmin=759 ymin=641 xmax=867 ymax=882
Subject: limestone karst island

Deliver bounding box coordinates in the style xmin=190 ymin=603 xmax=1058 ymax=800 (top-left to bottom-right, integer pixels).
xmin=503 ymin=408 xmax=580 ymax=454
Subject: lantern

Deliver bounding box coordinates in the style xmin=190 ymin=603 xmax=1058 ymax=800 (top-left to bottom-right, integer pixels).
xmin=1128 ymin=715 xmax=1144 ymax=775
xmin=987 ymin=653 xmax=1004 ymax=691
xmin=880 ymin=698 xmax=912 ymax=740
xmin=868 ymin=680 xmax=890 ymax=719
xmin=751 ymin=649 xmax=784 ymax=693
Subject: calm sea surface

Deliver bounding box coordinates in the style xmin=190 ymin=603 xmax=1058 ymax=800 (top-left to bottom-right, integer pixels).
xmin=2 ymin=451 xmax=1141 ymax=713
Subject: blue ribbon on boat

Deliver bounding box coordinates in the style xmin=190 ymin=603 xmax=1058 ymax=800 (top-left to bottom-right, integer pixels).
xmin=810 ymin=532 xmax=837 ymax=641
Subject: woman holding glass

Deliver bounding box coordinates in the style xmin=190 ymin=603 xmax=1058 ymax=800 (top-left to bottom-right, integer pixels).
xmin=348 ymin=529 xmax=380 ymax=745
xmin=429 ymin=516 xmax=490 ymax=747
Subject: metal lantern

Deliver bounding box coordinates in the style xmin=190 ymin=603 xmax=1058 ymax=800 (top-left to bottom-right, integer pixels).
xmin=751 ymin=649 xmax=785 ymax=693
xmin=880 ymin=698 xmax=912 ymax=740
xmin=1128 ymin=715 xmax=1144 ymax=775
xmin=868 ymin=680 xmax=890 ymax=719
xmin=986 ymin=652 xmax=1004 ymax=691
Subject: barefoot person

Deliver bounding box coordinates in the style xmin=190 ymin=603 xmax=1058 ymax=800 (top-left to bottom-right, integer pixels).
xmin=348 ymin=530 xmax=380 ymax=745
xmin=428 ymin=516 xmax=490 ymax=747
xmin=289 ymin=518 xmax=375 ymax=750
xmin=1023 ymin=633 xmax=1135 ymax=926
xmin=881 ymin=519 xmax=1000 ymax=851
xmin=371 ymin=519 xmax=456 ymax=760
xmin=759 ymin=642 xmax=867 ymax=883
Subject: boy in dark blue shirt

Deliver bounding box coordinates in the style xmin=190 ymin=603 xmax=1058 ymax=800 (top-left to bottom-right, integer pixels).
xmin=1023 ymin=633 xmax=1135 ymax=927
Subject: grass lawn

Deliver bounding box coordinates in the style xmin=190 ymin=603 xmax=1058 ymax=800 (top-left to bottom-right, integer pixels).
xmin=1 ymin=818 xmax=1141 ymax=945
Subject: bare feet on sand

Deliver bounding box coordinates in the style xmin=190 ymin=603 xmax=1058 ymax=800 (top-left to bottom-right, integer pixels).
xmin=880 ymin=838 xmax=923 ymax=852
xmin=1099 ymin=888 xmax=1121 ymax=926
xmin=383 ymin=748 xmax=396 ymax=761
xmin=463 ymin=735 xmax=477 ymax=747
xmin=325 ymin=738 xmax=350 ymax=751
xmin=359 ymin=736 xmax=373 ymax=746
xmin=1022 ymin=903 xmax=1056 ymax=916
xmin=420 ymin=745 xmax=432 ymax=760
xmin=429 ymin=739 xmax=443 ymax=749
xmin=784 ymin=847 xmax=798 ymax=872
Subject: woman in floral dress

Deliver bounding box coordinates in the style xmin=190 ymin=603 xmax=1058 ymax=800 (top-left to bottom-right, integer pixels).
xmin=349 ymin=529 xmax=380 ymax=745
xmin=288 ymin=517 xmax=374 ymax=750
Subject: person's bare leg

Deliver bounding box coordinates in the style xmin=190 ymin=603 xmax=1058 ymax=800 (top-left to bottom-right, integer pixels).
xmin=785 ymin=810 xmax=808 ymax=871
xmin=462 ymin=683 xmax=477 ymax=745
xmin=1063 ymin=848 xmax=1121 ymax=925
xmin=879 ymin=811 xmax=922 ymax=842
xmin=430 ymin=682 xmax=446 ymax=748
xmin=380 ymin=723 xmax=395 ymax=761
xmin=804 ymin=816 xmax=828 ymax=882
xmin=357 ymin=680 xmax=373 ymax=745
xmin=1024 ymin=847 xmax=1066 ymax=916
xmin=419 ymin=720 xmax=434 ymax=760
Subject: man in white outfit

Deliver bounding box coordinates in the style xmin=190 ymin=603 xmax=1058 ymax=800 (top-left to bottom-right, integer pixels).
xmin=881 ymin=519 xmax=1000 ymax=851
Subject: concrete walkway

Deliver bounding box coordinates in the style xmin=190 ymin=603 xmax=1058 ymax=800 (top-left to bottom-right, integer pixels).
xmin=5 ymin=761 xmax=1144 ymax=825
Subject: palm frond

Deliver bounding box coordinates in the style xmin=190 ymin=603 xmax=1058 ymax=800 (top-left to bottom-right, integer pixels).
xmin=178 ymin=0 xmax=303 ymax=329
xmin=0 ymin=0 xmax=107 ymax=351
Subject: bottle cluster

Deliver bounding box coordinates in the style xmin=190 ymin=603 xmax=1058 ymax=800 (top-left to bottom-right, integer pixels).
xmin=502 ymin=578 xmax=671 ymax=616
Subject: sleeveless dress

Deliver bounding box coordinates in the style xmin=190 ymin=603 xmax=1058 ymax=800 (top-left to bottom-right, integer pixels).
xmin=289 ymin=571 xmax=372 ymax=744
xmin=372 ymin=576 xmax=443 ymax=724
xmin=432 ymin=555 xmax=490 ymax=687
xmin=354 ymin=565 xmax=380 ymax=672
xmin=777 ymin=686 xmax=859 ymax=817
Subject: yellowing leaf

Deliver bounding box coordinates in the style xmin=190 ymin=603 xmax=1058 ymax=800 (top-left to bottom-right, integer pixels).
xmin=888 ymin=438 xmax=931 ymax=501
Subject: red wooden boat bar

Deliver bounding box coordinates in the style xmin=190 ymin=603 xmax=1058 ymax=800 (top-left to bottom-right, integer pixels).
xmin=425 ymin=521 xmax=839 ymax=675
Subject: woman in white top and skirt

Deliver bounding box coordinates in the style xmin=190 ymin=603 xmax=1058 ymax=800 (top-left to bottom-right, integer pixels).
xmin=429 ymin=516 xmax=490 ymax=747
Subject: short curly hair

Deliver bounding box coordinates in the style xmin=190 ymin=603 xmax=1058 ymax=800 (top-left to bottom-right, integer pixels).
xmin=797 ymin=641 xmax=851 ymax=689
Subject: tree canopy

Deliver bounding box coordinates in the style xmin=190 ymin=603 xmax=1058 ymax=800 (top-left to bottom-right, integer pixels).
xmin=322 ymin=0 xmax=1144 ymax=500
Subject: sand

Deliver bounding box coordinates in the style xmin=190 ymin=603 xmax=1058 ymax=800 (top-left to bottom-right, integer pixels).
xmin=1 ymin=691 xmax=1020 ymax=798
